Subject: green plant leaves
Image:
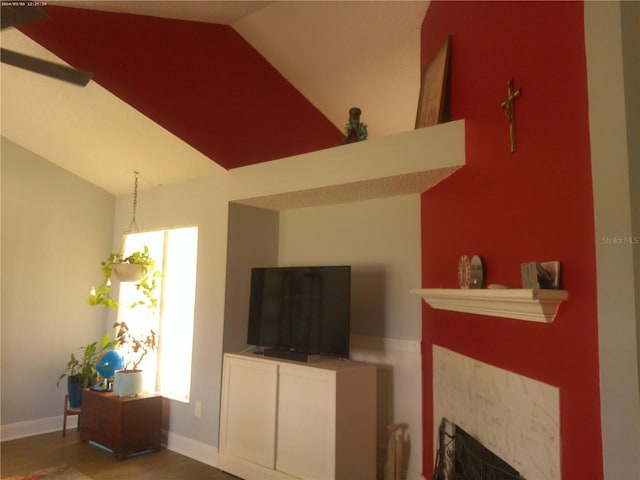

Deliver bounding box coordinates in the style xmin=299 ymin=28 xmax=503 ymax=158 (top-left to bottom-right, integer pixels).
xmin=57 ymin=334 xmax=118 ymax=388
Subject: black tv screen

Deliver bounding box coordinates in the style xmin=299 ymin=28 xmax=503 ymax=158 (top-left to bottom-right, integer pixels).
xmin=247 ymin=266 xmax=351 ymax=360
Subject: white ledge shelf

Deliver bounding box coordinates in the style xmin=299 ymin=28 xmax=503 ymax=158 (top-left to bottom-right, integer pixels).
xmin=228 ymin=120 xmax=465 ymax=211
xmin=409 ymin=288 xmax=568 ymax=323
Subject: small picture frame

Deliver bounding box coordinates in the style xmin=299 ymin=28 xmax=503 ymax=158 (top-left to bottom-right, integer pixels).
xmin=415 ymin=36 xmax=451 ymax=129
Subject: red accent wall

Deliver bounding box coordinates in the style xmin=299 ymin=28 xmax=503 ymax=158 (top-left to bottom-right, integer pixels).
xmin=419 ymin=2 xmax=602 ymax=478
xmin=19 ymin=6 xmax=343 ymax=170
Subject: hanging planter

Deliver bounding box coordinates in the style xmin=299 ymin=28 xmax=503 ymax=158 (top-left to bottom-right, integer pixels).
xmin=107 ymin=172 xmax=148 ymax=284
xmin=88 ymin=172 xmax=160 ymax=311
xmin=112 ymin=262 xmax=145 ymax=282
xmin=104 ymin=248 xmax=155 ymax=283
xmin=88 ymin=246 xmax=159 ymax=311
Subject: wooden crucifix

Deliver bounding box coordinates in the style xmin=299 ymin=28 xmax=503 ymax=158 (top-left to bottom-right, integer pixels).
xmin=500 ymin=80 xmax=522 ymax=153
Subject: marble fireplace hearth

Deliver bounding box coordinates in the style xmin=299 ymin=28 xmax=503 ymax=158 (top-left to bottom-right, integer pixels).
xmin=433 ymin=345 xmax=560 ymax=479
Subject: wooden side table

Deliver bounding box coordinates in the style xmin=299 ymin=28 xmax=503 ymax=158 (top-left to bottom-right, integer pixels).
xmin=62 ymin=395 xmax=81 ymax=437
xmin=80 ymin=389 xmax=162 ymax=460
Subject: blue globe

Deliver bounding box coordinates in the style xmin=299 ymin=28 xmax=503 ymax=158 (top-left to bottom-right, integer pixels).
xmin=97 ymin=350 xmax=124 ymax=378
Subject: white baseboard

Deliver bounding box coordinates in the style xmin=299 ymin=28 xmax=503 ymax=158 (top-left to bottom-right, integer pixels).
xmin=166 ymin=431 xmax=220 ymax=468
xmin=1 ymin=416 xmax=220 ymax=471
xmin=1 ymin=414 xmax=73 ymax=441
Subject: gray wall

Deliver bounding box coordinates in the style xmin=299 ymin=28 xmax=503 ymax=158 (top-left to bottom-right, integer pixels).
xmin=224 ymin=203 xmax=279 ymax=354
xmin=220 ymin=196 xmax=423 ymax=478
xmin=1 ymin=138 xmax=114 ymax=426
xmin=222 ymin=196 xmax=422 ymax=353
xmin=109 ymin=175 xmax=231 ymax=458
xmin=278 ymin=196 xmax=422 ymax=340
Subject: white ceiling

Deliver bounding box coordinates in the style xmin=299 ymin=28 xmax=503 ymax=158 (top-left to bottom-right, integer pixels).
xmin=1 ymin=1 xmax=430 ymax=194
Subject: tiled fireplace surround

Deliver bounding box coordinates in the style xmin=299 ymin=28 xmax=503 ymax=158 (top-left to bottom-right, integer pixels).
xmin=433 ymin=345 xmax=561 ymax=479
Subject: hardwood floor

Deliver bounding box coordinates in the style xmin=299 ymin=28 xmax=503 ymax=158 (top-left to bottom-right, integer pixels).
xmin=0 ymin=431 xmax=239 ymax=479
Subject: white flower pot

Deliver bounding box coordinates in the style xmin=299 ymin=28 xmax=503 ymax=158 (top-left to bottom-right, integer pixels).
xmin=113 ymin=370 xmax=144 ymax=397
xmin=112 ymin=263 xmax=145 ymax=282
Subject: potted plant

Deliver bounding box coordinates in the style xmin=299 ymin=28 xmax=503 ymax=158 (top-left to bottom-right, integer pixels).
xmin=111 ymin=321 xmax=157 ymax=396
xmin=57 ymin=333 xmax=118 ymax=408
xmin=87 ymin=246 xmax=160 ymax=396
xmin=88 ymin=245 xmax=160 ymax=312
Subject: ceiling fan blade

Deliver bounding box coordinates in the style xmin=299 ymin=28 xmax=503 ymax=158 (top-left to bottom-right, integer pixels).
xmin=1 ymin=48 xmax=92 ymax=86
xmin=1 ymin=6 xmax=48 ymax=29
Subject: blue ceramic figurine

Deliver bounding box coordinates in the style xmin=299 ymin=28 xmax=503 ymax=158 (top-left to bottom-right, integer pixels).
xmin=343 ymin=107 xmax=368 ymax=144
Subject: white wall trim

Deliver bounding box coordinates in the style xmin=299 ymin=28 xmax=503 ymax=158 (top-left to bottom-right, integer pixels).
xmin=0 ymin=415 xmax=71 ymax=441
xmin=351 ymin=334 xmax=421 ymax=355
xmin=166 ymin=431 xmax=220 ymax=468
xmin=350 ymin=334 xmax=423 ymax=480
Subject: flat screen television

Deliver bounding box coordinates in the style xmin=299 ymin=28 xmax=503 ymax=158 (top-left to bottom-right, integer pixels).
xmin=247 ymin=265 xmax=351 ymax=361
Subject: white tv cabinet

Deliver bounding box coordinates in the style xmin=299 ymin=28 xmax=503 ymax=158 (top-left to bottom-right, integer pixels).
xmin=219 ymin=353 xmax=376 ymax=480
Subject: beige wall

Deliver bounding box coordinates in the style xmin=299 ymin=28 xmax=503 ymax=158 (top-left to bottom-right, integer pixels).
xmin=585 ymin=2 xmax=640 ymax=479
xmin=621 ymin=0 xmax=640 ymax=399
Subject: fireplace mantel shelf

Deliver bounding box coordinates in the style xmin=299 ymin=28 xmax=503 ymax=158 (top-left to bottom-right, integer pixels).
xmin=409 ymin=288 xmax=568 ymax=323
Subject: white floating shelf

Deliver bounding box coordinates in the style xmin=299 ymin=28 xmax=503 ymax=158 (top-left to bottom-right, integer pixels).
xmin=409 ymin=288 xmax=568 ymax=323
xmin=228 ymin=120 xmax=465 ymax=211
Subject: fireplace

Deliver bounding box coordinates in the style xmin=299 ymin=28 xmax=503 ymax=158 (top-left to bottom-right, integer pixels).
xmin=433 ymin=418 xmax=523 ymax=480
xmin=433 ymin=346 xmax=560 ymax=479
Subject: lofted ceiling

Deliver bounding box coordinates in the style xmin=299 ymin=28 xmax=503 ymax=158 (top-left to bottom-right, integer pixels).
xmin=1 ymin=1 xmax=429 ymax=194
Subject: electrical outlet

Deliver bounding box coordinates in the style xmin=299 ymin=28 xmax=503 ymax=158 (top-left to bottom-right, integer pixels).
xmin=195 ymin=401 xmax=202 ymax=418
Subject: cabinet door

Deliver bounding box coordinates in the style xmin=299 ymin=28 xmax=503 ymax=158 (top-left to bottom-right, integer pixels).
xmin=276 ymin=364 xmax=336 ymax=479
xmin=219 ymin=355 xmax=278 ymax=469
xmin=121 ymin=396 xmax=162 ymax=454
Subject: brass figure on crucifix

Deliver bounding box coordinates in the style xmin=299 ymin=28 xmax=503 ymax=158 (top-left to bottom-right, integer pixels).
xmin=500 ymin=80 xmax=522 ymax=153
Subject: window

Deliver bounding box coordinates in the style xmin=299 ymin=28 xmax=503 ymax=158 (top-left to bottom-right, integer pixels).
xmin=117 ymin=226 xmax=198 ymax=402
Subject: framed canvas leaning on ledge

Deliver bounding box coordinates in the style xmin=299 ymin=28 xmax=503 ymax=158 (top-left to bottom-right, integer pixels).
xmin=416 ymin=36 xmax=451 ymax=128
